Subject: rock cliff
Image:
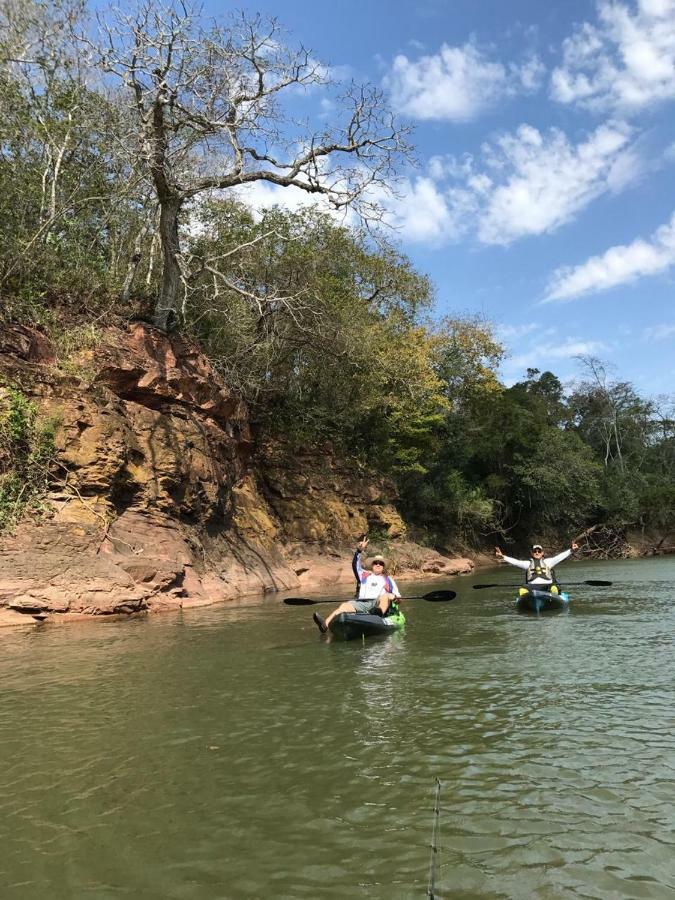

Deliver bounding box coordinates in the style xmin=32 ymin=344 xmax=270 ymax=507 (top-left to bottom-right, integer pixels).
xmin=0 ymin=323 xmax=473 ymax=625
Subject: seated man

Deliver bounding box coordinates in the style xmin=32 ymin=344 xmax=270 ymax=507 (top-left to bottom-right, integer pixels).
xmin=312 ymin=537 xmax=400 ymax=633
xmin=495 ymin=541 xmax=579 ymax=594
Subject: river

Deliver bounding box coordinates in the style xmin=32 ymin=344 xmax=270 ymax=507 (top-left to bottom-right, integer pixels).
xmin=0 ymin=557 xmax=673 ymax=898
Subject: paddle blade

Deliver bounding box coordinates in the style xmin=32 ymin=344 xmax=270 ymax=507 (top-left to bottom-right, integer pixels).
xmin=421 ymin=590 xmax=456 ymax=602
xmin=472 ymin=583 xmax=501 ymax=590
xmin=283 ymin=597 xmax=317 ymax=606
xmin=584 ymin=579 xmax=613 ymax=586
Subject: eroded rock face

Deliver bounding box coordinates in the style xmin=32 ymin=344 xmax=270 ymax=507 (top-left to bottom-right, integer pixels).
xmin=256 ymin=440 xmax=406 ymax=544
xmin=0 ymin=323 xmax=56 ymax=365
xmin=0 ymin=322 xmax=473 ymax=624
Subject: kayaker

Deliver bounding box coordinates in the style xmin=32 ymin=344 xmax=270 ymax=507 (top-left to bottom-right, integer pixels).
xmin=495 ymin=542 xmax=579 ymax=592
xmin=312 ymin=537 xmax=401 ymax=633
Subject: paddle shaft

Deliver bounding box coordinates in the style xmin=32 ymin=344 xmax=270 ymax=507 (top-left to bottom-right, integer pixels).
xmin=284 ymin=589 xmax=455 ymax=606
xmin=473 ymin=579 xmax=612 ymax=590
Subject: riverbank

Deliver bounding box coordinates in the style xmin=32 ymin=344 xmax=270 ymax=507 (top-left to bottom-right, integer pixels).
xmin=1 ymin=322 xmax=476 ymax=627
xmin=0 ymin=526 xmax=474 ymax=628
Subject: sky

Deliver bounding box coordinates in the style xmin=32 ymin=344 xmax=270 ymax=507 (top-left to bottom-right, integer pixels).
xmin=201 ymin=0 xmax=675 ymax=395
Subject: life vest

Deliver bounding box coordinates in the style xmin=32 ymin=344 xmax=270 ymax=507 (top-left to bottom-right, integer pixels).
xmin=526 ymin=558 xmax=554 ymax=582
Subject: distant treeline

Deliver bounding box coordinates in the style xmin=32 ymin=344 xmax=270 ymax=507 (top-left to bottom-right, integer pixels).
xmin=1 ymin=1 xmax=673 ymax=547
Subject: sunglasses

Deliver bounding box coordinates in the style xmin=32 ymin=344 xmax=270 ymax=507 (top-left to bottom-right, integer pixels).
xmin=532 ymin=548 xmax=543 ymax=553
xmin=372 ymin=561 xmax=385 ymax=566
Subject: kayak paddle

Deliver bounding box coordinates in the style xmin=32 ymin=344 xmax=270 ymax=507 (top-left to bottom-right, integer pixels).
xmin=283 ymin=589 xmax=456 ymax=606
xmin=473 ymin=579 xmax=612 ymax=590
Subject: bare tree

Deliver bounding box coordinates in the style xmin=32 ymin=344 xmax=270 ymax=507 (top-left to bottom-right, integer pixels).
xmin=91 ymin=1 xmax=412 ymax=331
xmin=573 ymin=355 xmax=655 ymax=472
xmin=0 ymin=0 xmax=151 ymax=296
xmin=0 ymin=0 xmax=89 ymax=237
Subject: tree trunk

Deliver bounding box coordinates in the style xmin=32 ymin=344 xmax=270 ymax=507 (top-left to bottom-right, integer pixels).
xmin=121 ymin=222 xmax=149 ymax=303
xmin=152 ymin=194 xmax=182 ymax=331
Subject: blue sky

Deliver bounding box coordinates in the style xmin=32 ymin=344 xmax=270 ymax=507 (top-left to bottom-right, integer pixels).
xmin=202 ymin=0 xmax=675 ymax=395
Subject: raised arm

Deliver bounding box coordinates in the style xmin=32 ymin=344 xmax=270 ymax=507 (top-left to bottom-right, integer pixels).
xmin=546 ymin=542 xmax=579 ymax=568
xmin=495 ymin=546 xmax=530 ymax=570
xmin=352 ymin=537 xmax=369 ymax=581
xmin=501 ymin=555 xmax=531 ymax=570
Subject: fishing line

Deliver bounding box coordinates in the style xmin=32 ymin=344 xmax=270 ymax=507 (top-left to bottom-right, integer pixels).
xmin=426 ymin=777 xmax=442 ymax=899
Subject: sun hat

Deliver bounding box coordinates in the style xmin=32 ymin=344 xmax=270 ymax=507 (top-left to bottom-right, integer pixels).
xmin=531 ymin=544 xmax=543 ymax=551
xmin=371 ymin=554 xmax=387 ymax=565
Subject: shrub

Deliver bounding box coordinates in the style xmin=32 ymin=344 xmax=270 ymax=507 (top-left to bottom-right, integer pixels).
xmin=0 ymin=385 xmax=58 ymax=531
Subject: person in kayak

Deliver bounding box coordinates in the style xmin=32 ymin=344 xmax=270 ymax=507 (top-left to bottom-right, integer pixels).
xmin=494 ymin=542 xmax=579 ymax=593
xmin=312 ymin=537 xmax=401 ymax=633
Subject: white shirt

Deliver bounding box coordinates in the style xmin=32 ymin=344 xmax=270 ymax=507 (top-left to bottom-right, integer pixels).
xmin=354 ymin=551 xmax=401 ymax=599
xmin=501 ymin=549 xmax=572 ymax=584
xmin=358 ymin=572 xmax=401 ymax=600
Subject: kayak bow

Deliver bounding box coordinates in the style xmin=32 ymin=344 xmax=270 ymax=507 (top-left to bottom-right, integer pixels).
xmin=516 ymin=587 xmax=570 ymax=613
xmin=328 ymin=610 xmax=406 ymax=640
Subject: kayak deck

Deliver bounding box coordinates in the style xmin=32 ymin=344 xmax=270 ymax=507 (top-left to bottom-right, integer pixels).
xmin=516 ymin=588 xmax=570 ymax=613
xmin=328 ymin=611 xmax=406 ymax=640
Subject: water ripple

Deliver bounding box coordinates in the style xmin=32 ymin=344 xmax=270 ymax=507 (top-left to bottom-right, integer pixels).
xmin=0 ymin=558 xmax=672 ymax=897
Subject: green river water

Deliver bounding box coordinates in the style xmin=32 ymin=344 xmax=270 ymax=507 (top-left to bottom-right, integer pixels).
xmin=0 ymin=557 xmax=673 ymax=899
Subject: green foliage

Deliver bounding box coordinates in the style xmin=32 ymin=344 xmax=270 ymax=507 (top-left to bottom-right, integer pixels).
xmin=0 ymin=1 xmax=151 ymax=324
xmin=512 ymin=430 xmax=602 ymax=531
xmin=405 ymin=473 xmax=496 ymax=545
xmin=0 ymin=386 xmax=58 ymax=531
xmin=637 ymin=474 xmax=675 ymax=531
xmin=186 ymin=204 xmax=443 ymax=472
xmin=49 ymin=322 xmax=104 ymax=382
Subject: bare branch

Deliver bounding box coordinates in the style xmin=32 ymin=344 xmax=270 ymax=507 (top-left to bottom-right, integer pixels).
xmin=84 ymin=0 xmax=411 ymax=328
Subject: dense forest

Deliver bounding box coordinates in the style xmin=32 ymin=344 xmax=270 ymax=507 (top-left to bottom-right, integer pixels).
xmin=1 ymin=0 xmax=673 ymax=552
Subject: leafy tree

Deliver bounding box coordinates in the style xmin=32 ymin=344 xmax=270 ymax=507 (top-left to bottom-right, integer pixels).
xmin=186 ymin=203 xmax=446 ymax=472
xmin=0 ymin=0 xmax=150 ymax=321
xmin=0 ymin=384 xmax=57 ymax=531
xmin=92 ymin=1 xmax=412 ymax=330
xmin=511 ymin=429 xmax=602 ymax=533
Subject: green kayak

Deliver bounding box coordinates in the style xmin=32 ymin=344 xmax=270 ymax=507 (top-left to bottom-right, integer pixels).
xmin=328 ymin=610 xmax=406 ymax=640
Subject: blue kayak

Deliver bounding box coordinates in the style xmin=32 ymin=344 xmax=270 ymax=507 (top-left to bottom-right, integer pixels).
xmin=516 ymin=587 xmax=570 ymax=613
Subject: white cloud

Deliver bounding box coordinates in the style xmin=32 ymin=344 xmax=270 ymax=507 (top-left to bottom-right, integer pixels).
xmin=384 ymin=41 xmax=544 ymax=121
xmin=388 ymin=121 xmax=639 ymax=246
xmin=496 ymin=322 xmax=539 ymax=341
xmin=232 ymin=180 xmax=337 ymax=217
xmin=551 ymin=0 xmax=675 ymax=114
xmin=230 ymin=171 xmax=457 ymax=246
xmin=643 ymin=322 xmax=675 ymax=339
xmin=497 ymin=325 xmax=608 ymax=384
xmin=382 ymin=176 xmax=457 ymax=242
xmin=504 ymin=339 xmax=609 ymax=376
xmin=454 ymin=122 xmax=636 ymax=245
xmin=545 ymin=211 xmax=675 ymax=301
xmin=427 ymin=154 xmax=475 ymax=181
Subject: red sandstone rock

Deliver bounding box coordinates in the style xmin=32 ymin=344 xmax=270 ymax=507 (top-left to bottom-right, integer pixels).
xmin=0 ymin=322 xmax=475 ymax=624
